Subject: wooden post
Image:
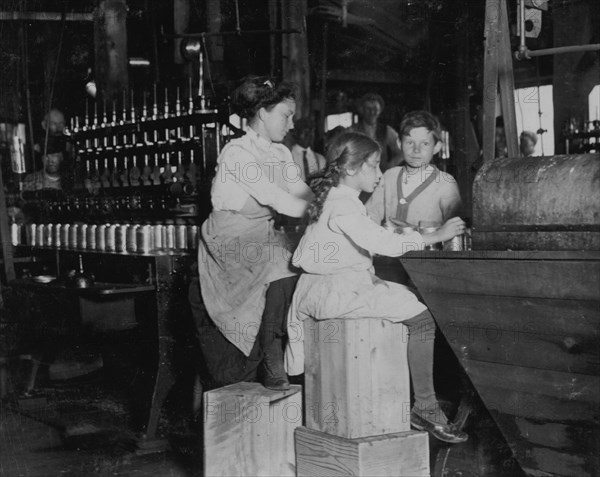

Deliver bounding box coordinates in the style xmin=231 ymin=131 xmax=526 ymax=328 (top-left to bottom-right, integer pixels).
xmin=482 ymin=0 xmax=518 ymax=162
xmin=173 ymin=0 xmax=190 ymax=65
xmin=0 ymin=163 xmax=15 ymax=283
xmin=94 ymin=0 xmax=128 ymax=99
xmin=281 ymin=0 xmax=310 ymax=119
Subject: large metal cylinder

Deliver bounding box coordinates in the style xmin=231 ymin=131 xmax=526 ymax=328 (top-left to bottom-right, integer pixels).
xmin=472 ymin=154 xmax=600 ymax=250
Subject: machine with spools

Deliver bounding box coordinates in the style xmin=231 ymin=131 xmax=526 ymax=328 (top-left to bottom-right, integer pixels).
xmin=400 ymin=153 xmax=600 ymax=476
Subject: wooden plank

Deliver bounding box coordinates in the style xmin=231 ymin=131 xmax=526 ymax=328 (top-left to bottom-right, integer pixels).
xmin=400 ymin=257 xmax=600 ymax=300
xmin=493 ymin=415 xmax=600 ymax=477
xmin=304 ymin=318 xmax=410 ymax=439
xmin=295 ymin=426 xmax=429 ymax=477
xmin=203 ymin=382 xmax=302 ymax=477
xmin=497 ymin=0 xmax=519 ymax=158
xmin=463 ymin=361 xmax=599 ymax=421
xmin=482 ymin=0 xmax=501 ymax=163
xmin=427 ymin=293 xmax=599 ymax=338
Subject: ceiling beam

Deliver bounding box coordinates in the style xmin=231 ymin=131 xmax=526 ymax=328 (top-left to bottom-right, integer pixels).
xmin=0 ymin=11 xmax=93 ymax=21
xmin=327 ymin=69 xmax=415 ymax=84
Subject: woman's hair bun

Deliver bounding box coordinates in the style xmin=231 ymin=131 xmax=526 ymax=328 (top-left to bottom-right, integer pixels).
xmin=231 ymin=75 xmax=296 ymax=119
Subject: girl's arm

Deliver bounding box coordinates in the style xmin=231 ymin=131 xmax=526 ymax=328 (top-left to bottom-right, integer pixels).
xmin=333 ymin=210 xmax=465 ymax=257
xmin=217 ymin=146 xmax=309 ymax=217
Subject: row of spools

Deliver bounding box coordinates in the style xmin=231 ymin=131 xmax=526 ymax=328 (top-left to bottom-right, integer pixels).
xmin=12 ymin=222 xmax=199 ymax=253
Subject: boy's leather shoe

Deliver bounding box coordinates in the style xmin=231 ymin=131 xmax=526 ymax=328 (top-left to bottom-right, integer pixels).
xmin=411 ymin=410 xmax=468 ymax=444
xmin=263 ymin=375 xmax=290 ymax=391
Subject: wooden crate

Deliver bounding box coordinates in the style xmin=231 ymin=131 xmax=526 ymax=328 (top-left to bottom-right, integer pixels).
xmin=304 ymin=317 xmax=410 ymax=438
xmin=203 ymin=382 xmax=302 ymax=477
xmin=295 ymin=426 xmax=430 ymax=477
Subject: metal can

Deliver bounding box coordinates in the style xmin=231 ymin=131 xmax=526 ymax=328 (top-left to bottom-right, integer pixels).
xmin=96 ymin=224 xmax=107 ymax=251
xmin=443 ymin=234 xmax=465 ymax=252
xmin=53 ymin=224 xmax=62 ymax=249
xmin=87 ymin=224 xmax=97 ymax=250
xmin=187 ymin=225 xmax=198 ymax=250
xmin=26 ymin=224 xmax=36 ymax=246
xmin=136 ymin=224 xmax=153 ymax=253
xmin=106 ymin=224 xmax=117 ymax=252
xmin=165 ymin=224 xmax=175 ymax=250
xmin=152 ymin=224 xmax=165 ymax=250
xmin=115 ymin=224 xmax=128 ymax=253
xmin=77 ymin=224 xmax=88 ymax=250
xmin=36 ymin=224 xmax=45 ymax=247
xmin=69 ymin=224 xmax=79 ymax=249
xmin=419 ymin=226 xmax=443 ymax=251
xmin=60 ymin=224 xmax=70 ymax=249
xmin=44 ymin=223 xmax=53 ymax=247
xmin=11 ymin=223 xmax=22 ymax=246
xmin=175 ymin=225 xmax=188 ymax=250
xmin=126 ymin=224 xmax=139 ymax=253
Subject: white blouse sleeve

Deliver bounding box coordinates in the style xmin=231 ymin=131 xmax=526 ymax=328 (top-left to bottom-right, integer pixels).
xmin=219 ymin=145 xmax=308 ymax=217
xmin=331 ymin=208 xmax=423 ymax=257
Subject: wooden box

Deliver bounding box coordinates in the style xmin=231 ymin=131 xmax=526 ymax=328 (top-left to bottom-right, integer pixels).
xmin=203 ymin=382 xmax=302 ymax=477
xmin=295 ymin=426 xmax=430 ymax=477
xmin=304 ymin=317 xmax=410 ymax=438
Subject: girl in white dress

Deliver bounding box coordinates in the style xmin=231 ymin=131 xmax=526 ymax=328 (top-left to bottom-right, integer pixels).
xmin=289 ymin=131 xmax=468 ymax=443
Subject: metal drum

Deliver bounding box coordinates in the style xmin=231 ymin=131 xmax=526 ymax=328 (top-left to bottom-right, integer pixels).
xmin=87 ymin=224 xmax=97 ymax=250
xmin=136 ymin=224 xmax=153 ymax=253
xmin=44 ymin=224 xmax=53 ymax=247
xmin=36 ymin=224 xmax=45 ymax=247
xmin=69 ymin=224 xmax=79 ymax=249
xmin=126 ymin=225 xmax=139 ymax=253
xmin=53 ymin=224 xmax=62 ymax=249
xmin=152 ymin=224 xmax=165 ymax=250
xmin=96 ymin=224 xmax=107 ymax=251
xmin=60 ymin=224 xmax=70 ymax=249
xmin=473 ymin=154 xmax=600 ymax=250
xmin=26 ymin=224 xmax=36 ymax=246
xmin=77 ymin=224 xmax=88 ymax=250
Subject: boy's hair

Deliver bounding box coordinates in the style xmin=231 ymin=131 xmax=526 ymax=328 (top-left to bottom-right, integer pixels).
xmin=231 ymin=75 xmax=296 ymax=119
xmin=520 ymin=130 xmax=538 ymax=145
xmin=399 ymin=110 xmax=442 ymax=143
xmin=308 ymin=132 xmax=380 ymax=223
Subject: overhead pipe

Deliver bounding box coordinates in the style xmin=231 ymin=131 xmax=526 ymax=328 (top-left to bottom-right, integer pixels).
xmin=515 ymin=0 xmax=600 ymax=60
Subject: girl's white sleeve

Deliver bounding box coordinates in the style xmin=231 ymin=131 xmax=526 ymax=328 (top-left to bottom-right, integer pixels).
xmin=220 ymin=146 xmax=308 ymax=217
xmin=331 ymin=211 xmax=423 ymax=257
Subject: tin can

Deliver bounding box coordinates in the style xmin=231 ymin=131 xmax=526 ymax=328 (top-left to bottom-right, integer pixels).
xmin=36 ymin=224 xmax=45 ymax=247
xmin=69 ymin=224 xmax=79 ymax=249
xmin=11 ymin=223 xmax=22 ymax=246
xmin=126 ymin=224 xmax=139 ymax=253
xmin=419 ymin=226 xmax=443 ymax=251
xmin=152 ymin=224 xmax=165 ymax=250
xmin=44 ymin=223 xmax=53 ymax=247
xmin=77 ymin=224 xmax=88 ymax=250
xmin=53 ymin=224 xmax=62 ymax=249
xmin=175 ymin=225 xmax=188 ymax=250
xmin=165 ymin=224 xmax=175 ymax=250
xmin=96 ymin=224 xmax=107 ymax=251
xmin=115 ymin=225 xmax=127 ymax=253
xmin=106 ymin=224 xmax=117 ymax=252
xmin=187 ymin=225 xmax=198 ymax=250
xmin=443 ymin=234 xmax=465 ymax=251
xmin=87 ymin=224 xmax=97 ymax=250
xmin=60 ymin=224 xmax=70 ymax=249
xmin=136 ymin=225 xmax=153 ymax=253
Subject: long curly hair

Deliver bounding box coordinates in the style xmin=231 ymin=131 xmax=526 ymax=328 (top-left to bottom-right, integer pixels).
xmin=308 ymin=132 xmax=381 ymax=223
xmin=231 ymin=75 xmax=296 ymax=119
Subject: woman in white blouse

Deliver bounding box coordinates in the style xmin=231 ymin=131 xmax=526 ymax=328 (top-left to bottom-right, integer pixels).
xmin=196 ymin=76 xmax=313 ymax=391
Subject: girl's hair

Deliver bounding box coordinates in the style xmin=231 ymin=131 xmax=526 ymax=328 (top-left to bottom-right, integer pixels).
xmin=231 ymin=75 xmax=296 ymax=119
xmin=399 ymin=110 xmax=442 ymax=143
xmin=308 ymin=132 xmax=381 ymax=223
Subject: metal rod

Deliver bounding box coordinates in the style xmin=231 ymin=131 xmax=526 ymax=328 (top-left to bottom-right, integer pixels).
xmin=519 ymin=0 xmax=526 ymax=51
xmin=515 ymin=43 xmax=600 ymax=60
xmin=166 ymin=28 xmax=302 ymax=39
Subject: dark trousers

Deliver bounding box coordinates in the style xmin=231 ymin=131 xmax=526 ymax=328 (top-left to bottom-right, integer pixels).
xmin=189 ymin=275 xmax=299 ymax=389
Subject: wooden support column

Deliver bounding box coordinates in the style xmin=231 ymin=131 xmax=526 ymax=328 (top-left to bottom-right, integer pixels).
xmin=94 ymin=0 xmax=128 ymax=99
xmin=482 ymin=0 xmax=518 ymax=162
xmin=281 ymin=0 xmax=310 ymax=119
xmin=173 ymin=0 xmax=190 ymax=64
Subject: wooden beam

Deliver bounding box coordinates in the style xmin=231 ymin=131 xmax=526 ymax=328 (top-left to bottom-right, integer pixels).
xmin=326 ymin=69 xmax=409 ymax=84
xmin=0 ymin=11 xmax=93 ymax=21
xmin=482 ymin=0 xmax=501 ymax=163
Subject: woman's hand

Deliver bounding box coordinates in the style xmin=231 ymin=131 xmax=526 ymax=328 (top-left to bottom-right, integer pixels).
xmin=422 ymin=217 xmax=465 ymax=246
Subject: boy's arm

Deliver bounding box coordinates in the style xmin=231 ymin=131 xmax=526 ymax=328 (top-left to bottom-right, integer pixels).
xmin=439 ymin=177 xmax=463 ymax=220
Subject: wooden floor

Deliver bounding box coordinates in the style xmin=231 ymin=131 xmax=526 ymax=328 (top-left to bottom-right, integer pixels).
xmin=0 ymin=352 xmax=525 ymax=477
xmin=0 ymin=366 xmax=203 ymax=477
